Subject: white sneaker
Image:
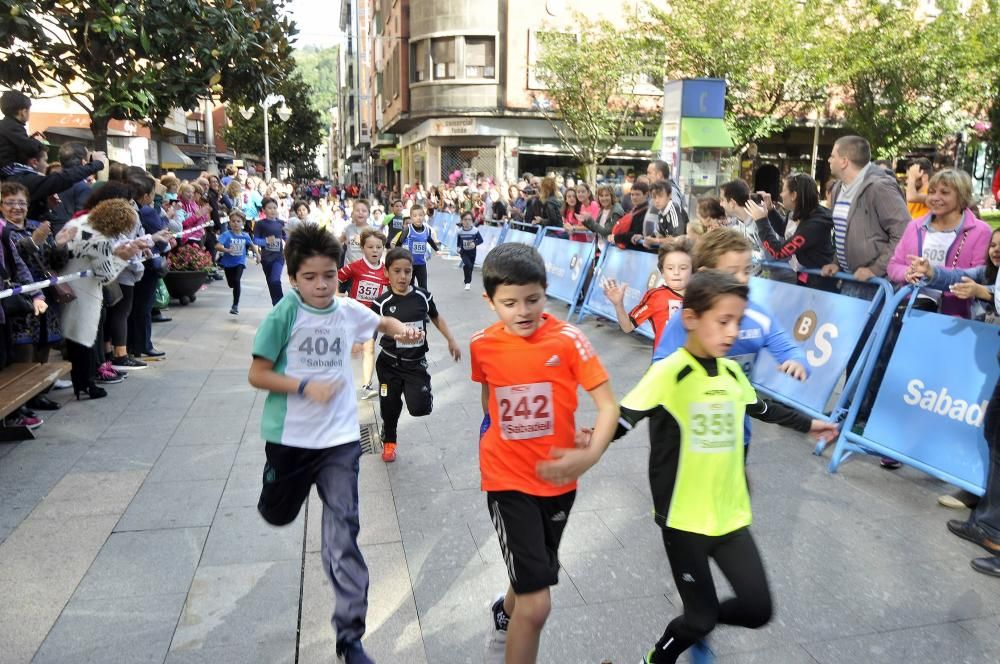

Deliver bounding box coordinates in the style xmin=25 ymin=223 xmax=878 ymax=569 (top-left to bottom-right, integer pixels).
xmin=361 ymin=384 xmax=378 ymax=400
xmin=52 ymin=379 xmax=72 ymax=390
xmin=464 ymin=283 xmax=471 ymax=291
xmin=484 ymin=593 xmax=508 ymax=664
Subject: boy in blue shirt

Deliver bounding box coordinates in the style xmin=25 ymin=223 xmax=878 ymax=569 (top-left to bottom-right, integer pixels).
xmin=652 ymin=229 xmax=808 ymax=449
xmin=390 ymin=205 xmax=439 ymax=289
xmin=215 ymin=209 xmax=259 ymax=315
xmin=248 ymin=225 xmax=422 ymax=664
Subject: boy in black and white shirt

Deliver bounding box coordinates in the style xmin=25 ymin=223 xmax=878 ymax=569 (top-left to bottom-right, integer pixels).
xmin=370 ymin=247 xmax=461 ymax=462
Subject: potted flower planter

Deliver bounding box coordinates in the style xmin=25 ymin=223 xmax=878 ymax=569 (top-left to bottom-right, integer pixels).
xmin=163 ymin=270 xmax=209 ymax=305
xmin=164 ymin=243 xmax=214 ymax=305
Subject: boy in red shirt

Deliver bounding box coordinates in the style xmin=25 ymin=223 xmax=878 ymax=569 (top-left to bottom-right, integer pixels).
xmin=338 ymin=228 xmax=389 ymax=398
xmin=603 ymin=237 xmax=693 ymax=349
xmin=471 ymin=243 xmax=620 ymax=664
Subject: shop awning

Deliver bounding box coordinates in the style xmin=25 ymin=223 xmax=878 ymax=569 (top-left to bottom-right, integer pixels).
xmin=680 ymin=118 xmax=734 ymax=149
xmin=160 ymin=142 xmax=195 ymax=169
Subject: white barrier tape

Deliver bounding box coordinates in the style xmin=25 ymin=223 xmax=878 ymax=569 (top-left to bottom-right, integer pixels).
xmin=0 ymin=220 xmax=218 ymax=300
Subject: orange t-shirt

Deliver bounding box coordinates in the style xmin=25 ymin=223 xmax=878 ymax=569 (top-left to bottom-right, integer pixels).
xmin=470 ymin=314 xmax=609 ymax=496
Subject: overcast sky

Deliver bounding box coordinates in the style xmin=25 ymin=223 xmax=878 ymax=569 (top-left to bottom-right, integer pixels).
xmin=286 ymin=0 xmax=342 ymax=48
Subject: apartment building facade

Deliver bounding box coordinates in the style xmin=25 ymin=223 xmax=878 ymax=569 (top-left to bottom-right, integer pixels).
xmin=345 ymin=0 xmax=658 ymax=189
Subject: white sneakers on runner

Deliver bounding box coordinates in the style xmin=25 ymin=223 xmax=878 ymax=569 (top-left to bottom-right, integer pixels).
xmin=484 ymin=592 xmax=509 ymax=664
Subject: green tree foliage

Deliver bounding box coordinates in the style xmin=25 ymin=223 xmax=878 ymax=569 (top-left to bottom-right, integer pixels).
xmin=639 ymin=0 xmax=835 ymax=153
xmin=532 ymin=17 xmax=657 ymax=185
xmin=295 ymin=46 xmax=339 ymax=127
xmin=223 ymin=72 xmax=325 ymax=178
xmin=838 ymin=0 xmax=991 ymax=159
xmin=0 ymin=0 xmax=296 ymax=151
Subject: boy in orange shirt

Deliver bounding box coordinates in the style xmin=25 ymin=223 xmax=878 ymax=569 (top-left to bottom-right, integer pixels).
xmin=471 ymin=243 xmax=620 ymax=664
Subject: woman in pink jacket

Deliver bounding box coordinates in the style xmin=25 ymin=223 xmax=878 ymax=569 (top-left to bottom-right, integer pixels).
xmin=887 ymin=168 xmax=991 ymax=317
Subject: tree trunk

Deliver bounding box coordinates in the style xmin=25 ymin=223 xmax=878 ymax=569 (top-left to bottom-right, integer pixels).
xmin=90 ymin=114 xmax=110 ymax=153
xmin=583 ymin=162 xmax=598 ymax=187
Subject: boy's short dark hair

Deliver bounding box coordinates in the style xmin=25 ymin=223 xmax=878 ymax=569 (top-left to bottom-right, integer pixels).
xmin=409 ymin=204 xmax=426 ymax=216
xmin=482 ymin=243 xmax=547 ymax=298
xmin=910 ymin=157 xmax=933 ymax=176
xmin=630 ymin=180 xmax=650 ymax=196
xmin=285 ymin=224 xmax=342 ymax=278
xmin=649 ymin=180 xmax=673 ymax=197
xmin=697 ymin=196 xmax=726 ymax=221
xmin=127 ymin=172 xmax=156 ymax=199
xmin=354 ymin=199 xmax=370 ymax=211
xmin=293 ymin=199 xmax=310 ymax=213
xmin=391 ymin=199 xmax=403 ymax=207
xmin=261 ymin=196 xmax=277 ymax=209
xmin=657 ymin=236 xmax=694 ymax=270
xmin=385 ymin=246 xmax=413 ymax=268
xmin=721 ymin=179 xmax=751 ymax=206
xmin=0 ymin=91 xmax=31 ymax=118
xmin=683 ymin=270 xmax=749 ymax=315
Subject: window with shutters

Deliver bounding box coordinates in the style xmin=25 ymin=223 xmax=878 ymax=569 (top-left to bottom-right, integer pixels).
xmin=431 ymin=37 xmax=456 ymax=80
xmin=411 ymin=39 xmax=428 ymax=82
xmin=464 ymin=37 xmax=495 ymax=79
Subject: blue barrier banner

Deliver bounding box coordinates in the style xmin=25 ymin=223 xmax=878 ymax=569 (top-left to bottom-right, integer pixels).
xmin=433 ymin=213 xmax=459 ymax=255
xmin=504 ymin=227 xmax=539 ymax=247
xmin=580 ymin=247 xmax=660 ymax=339
xmin=536 ymin=233 xmax=594 ymax=305
xmin=475 ymin=225 xmax=504 ymax=268
xmin=748 ymin=277 xmax=872 ymax=413
xmin=862 ymin=311 xmax=998 ymax=490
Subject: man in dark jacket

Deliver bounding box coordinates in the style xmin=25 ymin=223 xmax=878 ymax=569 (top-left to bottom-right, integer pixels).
xmin=47 ymin=142 xmax=93 ymax=231
xmin=0 ymin=91 xmax=44 ymax=172
xmin=3 ymin=143 xmax=105 ymax=222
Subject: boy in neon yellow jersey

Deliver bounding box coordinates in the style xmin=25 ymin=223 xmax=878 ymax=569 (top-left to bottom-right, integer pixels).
xmin=613 ymin=270 xmax=837 ymax=663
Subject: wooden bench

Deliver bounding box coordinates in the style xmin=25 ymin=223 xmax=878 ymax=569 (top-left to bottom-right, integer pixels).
xmin=0 ymin=362 xmax=71 ymax=441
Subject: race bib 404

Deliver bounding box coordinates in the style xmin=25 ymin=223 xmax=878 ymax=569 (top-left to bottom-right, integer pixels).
xmin=689 ymin=401 xmax=737 ymax=453
xmin=495 ymin=382 xmax=554 ymax=441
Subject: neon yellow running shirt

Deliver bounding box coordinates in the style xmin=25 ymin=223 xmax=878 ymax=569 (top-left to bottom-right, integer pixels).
xmin=621 ymin=348 xmax=756 ymax=536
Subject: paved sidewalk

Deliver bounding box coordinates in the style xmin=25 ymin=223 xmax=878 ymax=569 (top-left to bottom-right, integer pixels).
xmin=1 ymin=257 xmax=999 ymax=664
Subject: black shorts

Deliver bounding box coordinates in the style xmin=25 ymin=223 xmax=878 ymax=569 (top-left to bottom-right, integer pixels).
xmin=258 ymin=442 xmax=353 ymax=526
xmin=487 ymin=490 xmax=576 ymax=594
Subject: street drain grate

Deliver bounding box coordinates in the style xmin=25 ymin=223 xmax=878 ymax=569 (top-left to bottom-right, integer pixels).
xmin=360 ymin=421 xmax=382 ymax=455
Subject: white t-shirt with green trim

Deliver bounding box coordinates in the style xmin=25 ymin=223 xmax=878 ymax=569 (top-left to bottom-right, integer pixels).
xmin=253 ymin=290 xmax=380 ymax=449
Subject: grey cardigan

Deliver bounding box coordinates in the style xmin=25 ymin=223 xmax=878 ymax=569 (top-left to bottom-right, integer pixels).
xmin=830 ymin=168 xmax=909 ymax=277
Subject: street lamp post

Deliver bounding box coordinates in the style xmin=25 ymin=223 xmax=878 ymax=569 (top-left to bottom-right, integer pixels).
xmin=239 ymin=94 xmax=291 ymax=181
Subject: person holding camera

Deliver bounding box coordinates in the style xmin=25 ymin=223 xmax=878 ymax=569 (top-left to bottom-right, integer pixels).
xmin=906 ymin=158 xmax=933 ymax=220
xmin=745 ymin=173 xmax=835 ymax=271
xmin=720 ymin=180 xmax=766 ymax=274
xmin=2 ymin=142 xmax=106 ymax=223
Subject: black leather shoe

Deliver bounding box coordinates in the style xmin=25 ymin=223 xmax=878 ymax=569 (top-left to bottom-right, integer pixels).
xmin=151 ymin=315 xmax=172 ymax=323
xmin=971 ymin=556 xmax=1000 ymax=577
xmin=143 ymin=348 xmax=166 ymax=358
xmin=947 ymin=519 xmax=1000 ymax=555
xmin=28 ymin=396 xmax=61 ymax=411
